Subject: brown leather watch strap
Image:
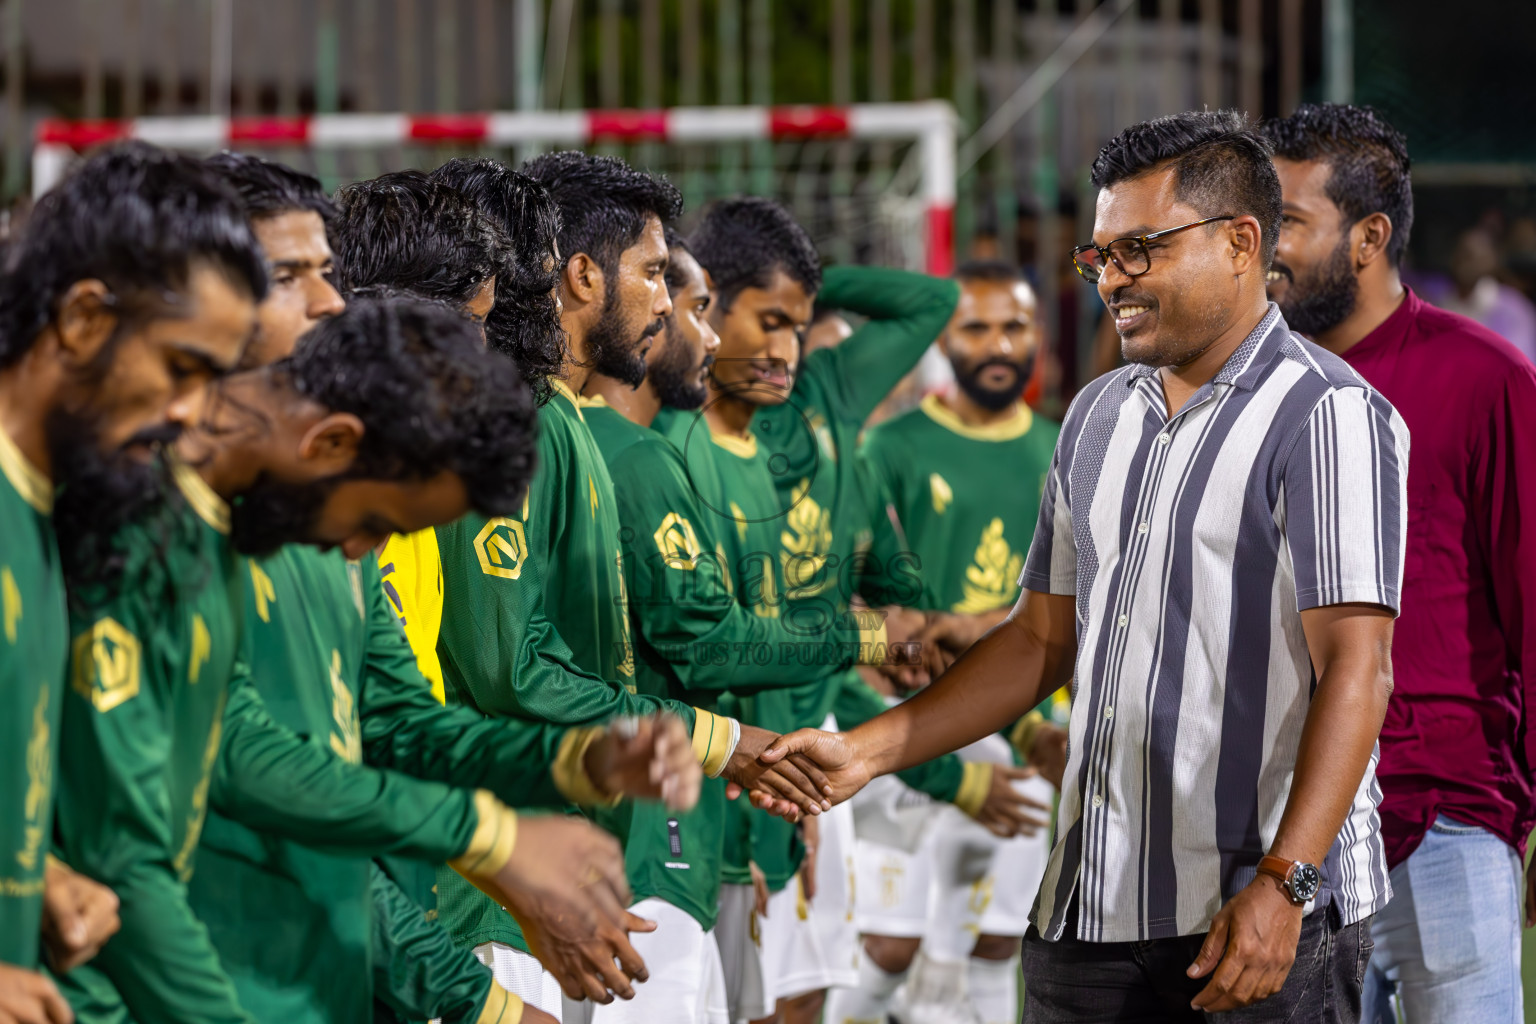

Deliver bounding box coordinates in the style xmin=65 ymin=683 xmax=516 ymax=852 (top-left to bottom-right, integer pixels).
xmin=1256 ymin=854 xmax=1294 ymax=886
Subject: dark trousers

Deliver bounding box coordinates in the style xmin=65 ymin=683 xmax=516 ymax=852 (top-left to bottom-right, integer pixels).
xmin=1021 ymin=900 xmax=1373 ymax=1023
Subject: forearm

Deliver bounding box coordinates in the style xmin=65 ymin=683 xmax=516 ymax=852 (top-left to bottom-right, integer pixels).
xmin=1270 ymin=625 xmax=1394 ymax=866
xmin=851 ymin=603 xmax=1070 ymax=777
xmin=368 ymin=861 xmax=501 ymax=1024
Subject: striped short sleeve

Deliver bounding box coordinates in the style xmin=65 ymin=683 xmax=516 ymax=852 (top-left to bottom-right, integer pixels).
xmin=1020 ymin=440 xmax=1076 ymax=595
xmin=1282 ymin=386 xmax=1410 ymax=614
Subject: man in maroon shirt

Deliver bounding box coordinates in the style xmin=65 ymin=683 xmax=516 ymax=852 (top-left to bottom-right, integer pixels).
xmin=1265 ymin=103 xmax=1536 ymax=1023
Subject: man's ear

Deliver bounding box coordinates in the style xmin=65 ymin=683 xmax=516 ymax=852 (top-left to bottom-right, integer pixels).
xmin=296 ymin=412 xmax=365 ymax=473
xmin=1354 ymin=212 xmax=1395 ymax=270
xmin=1227 ymin=216 xmax=1264 ymax=275
xmin=563 ymin=251 xmax=604 ymax=308
xmin=53 ymin=280 xmax=120 ymax=367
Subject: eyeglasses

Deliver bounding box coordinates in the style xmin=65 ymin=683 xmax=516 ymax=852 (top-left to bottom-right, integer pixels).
xmin=1070 ymin=216 xmax=1235 ymax=284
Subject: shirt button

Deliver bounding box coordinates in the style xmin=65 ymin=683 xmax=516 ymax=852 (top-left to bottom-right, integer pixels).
xmin=1104 ymin=706 xmax=1114 ymax=720
xmin=1158 ymin=432 xmax=1171 ymax=445
xmin=1138 ymin=521 xmax=1149 ymax=534
xmin=1092 ymin=794 xmax=1104 ymax=809
xmin=1118 ymin=614 xmax=1128 ymax=628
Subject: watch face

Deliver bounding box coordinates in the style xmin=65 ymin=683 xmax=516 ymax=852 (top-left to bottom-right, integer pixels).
xmin=1289 ymin=862 xmax=1322 ymax=902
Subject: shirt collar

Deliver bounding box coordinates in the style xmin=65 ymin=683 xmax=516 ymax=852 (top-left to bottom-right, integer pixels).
xmin=1123 ymin=302 xmax=1284 ymax=394
xmin=0 ymin=423 xmax=51 ymax=514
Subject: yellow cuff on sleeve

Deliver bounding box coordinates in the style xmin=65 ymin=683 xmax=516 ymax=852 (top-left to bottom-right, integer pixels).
xmin=953 ymin=761 xmax=994 ymax=818
xmin=691 ymin=709 xmax=737 ymax=778
xmin=478 ymin=982 xmax=524 ymax=1024
xmin=856 ymin=611 xmax=889 ymax=666
xmin=551 ymin=726 xmax=622 ymax=808
xmin=449 ymin=790 xmax=519 ymax=877
xmin=1009 ymin=711 xmax=1046 ymax=762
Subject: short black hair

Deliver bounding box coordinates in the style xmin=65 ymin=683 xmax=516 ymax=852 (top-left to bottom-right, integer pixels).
xmin=1091 ymin=109 xmax=1283 ymax=268
xmin=431 ymin=157 xmax=567 ymax=403
xmin=689 ymin=196 xmax=822 ymax=311
xmin=204 ymin=151 xmax=335 ymax=226
xmin=1263 ymin=103 xmax=1415 ymax=266
xmin=520 ymin=150 xmax=682 ymax=276
xmin=663 ymin=226 xmax=697 ymax=293
xmin=331 ymin=170 xmax=508 ymax=308
xmin=0 ymin=141 xmax=268 ymax=368
xmin=282 ymin=295 xmax=537 ymax=518
xmin=954 ymin=259 xmax=1023 ymax=285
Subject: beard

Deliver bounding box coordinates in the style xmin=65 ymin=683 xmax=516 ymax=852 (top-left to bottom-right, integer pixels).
xmin=1274 ymin=236 xmax=1359 ymax=336
xmin=229 ymin=472 xmax=340 ymax=557
xmin=952 ymin=353 xmax=1035 ymax=412
xmin=586 ymin=288 xmax=661 ymax=388
xmin=49 ymin=409 xmax=187 ymax=605
xmin=649 ymin=329 xmax=713 ymax=410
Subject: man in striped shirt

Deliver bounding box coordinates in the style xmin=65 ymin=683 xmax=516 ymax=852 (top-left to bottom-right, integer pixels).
xmin=762 ymin=110 xmax=1408 ymax=1022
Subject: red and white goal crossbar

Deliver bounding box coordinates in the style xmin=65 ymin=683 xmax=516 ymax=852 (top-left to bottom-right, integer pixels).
xmin=33 ymin=101 xmax=958 ymax=275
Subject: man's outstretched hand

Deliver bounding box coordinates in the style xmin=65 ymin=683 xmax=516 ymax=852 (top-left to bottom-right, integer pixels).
xmin=721 ymin=724 xmax=833 ymax=820
xmin=459 ymin=814 xmax=654 ymax=1004
xmin=583 ymin=713 xmax=702 ymax=812
xmin=751 ymin=729 xmax=871 ymax=812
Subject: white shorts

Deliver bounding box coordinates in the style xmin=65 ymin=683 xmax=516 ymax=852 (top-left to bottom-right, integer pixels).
xmin=473 ymin=941 xmax=565 ymax=1020
xmin=561 ymin=898 xmax=728 ymax=1024
xmin=924 ymin=772 xmax=1054 ymax=961
xmin=714 ymin=883 xmax=771 ymax=1024
xmin=852 ymin=834 xmax=933 ymax=937
xmin=759 ymin=876 xmax=829 ymax=1004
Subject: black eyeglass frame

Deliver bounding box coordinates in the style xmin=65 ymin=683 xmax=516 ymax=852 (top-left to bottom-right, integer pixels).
xmin=1070 ymin=215 xmax=1236 ymax=283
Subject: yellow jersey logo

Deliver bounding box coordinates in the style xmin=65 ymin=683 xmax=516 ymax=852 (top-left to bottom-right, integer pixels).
xmin=71 ymin=618 xmax=141 ymax=712
xmin=475 ymin=517 xmax=529 ymax=580
xmin=18 ymin=686 xmax=50 ymax=872
xmin=781 ymin=479 xmax=834 ymax=599
xmin=588 ymin=475 xmax=600 ymax=518
xmin=729 ymin=502 xmax=750 ymax=544
xmin=189 ymin=615 xmax=211 ymax=685
xmin=249 ymin=560 xmax=276 ymax=622
xmin=954 ymin=518 xmax=1023 ymax=614
xmin=653 ymin=512 xmax=703 ymax=570
xmin=328 ymin=649 xmax=362 ymax=764
xmin=930 ymin=473 xmax=953 ymax=515
xmin=2 ymin=567 xmax=20 ymax=643
xmin=174 ymin=696 xmax=226 ymax=880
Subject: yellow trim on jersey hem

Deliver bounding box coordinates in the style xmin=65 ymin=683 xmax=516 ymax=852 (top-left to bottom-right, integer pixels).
xmin=477 ymin=982 xmax=523 ymax=1024
xmin=171 ymin=458 xmax=231 ymax=533
xmin=691 ymin=709 xmax=734 ymax=777
xmin=552 ymin=726 xmax=621 ymax=807
xmin=551 ymin=379 xmax=585 ymax=421
xmin=709 ymin=430 xmax=758 ymax=459
xmin=920 ymin=394 xmax=1033 ymax=442
xmin=450 ymin=791 xmax=519 ymax=876
xmin=0 ymin=423 xmax=52 ymax=513
xmin=953 ymin=761 xmax=993 ymax=818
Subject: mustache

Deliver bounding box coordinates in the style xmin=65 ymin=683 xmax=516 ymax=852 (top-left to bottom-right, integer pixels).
xmin=1107 ymin=285 xmax=1158 ymax=308
xmin=120 ymin=422 xmax=184 ymax=450
xmin=1268 ymin=262 xmax=1295 ymax=284
xmin=700 ymin=353 xmax=716 ymax=371
xmin=641 ymin=319 xmax=666 ymax=340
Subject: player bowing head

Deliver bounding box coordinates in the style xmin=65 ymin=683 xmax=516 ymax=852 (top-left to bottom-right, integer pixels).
xmin=431 ymin=157 xmax=568 ymax=403
xmin=331 ymin=170 xmax=508 ymax=328
xmin=646 ymin=229 xmax=720 ymax=411
xmin=521 ymin=150 xmax=682 ymax=390
xmin=689 ymin=195 xmax=821 ymax=406
xmin=178 ymin=295 xmax=536 ymax=559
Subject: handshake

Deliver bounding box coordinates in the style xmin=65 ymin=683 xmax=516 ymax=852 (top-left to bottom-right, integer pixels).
xmin=496 ymin=708 xmax=1058 ymax=1015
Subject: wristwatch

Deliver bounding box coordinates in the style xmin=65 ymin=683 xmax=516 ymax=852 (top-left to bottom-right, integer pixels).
xmin=1256 ymin=855 xmax=1321 ymax=906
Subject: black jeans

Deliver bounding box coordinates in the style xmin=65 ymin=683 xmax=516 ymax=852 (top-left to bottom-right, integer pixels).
xmin=1021 ymin=900 xmax=1373 ymax=1023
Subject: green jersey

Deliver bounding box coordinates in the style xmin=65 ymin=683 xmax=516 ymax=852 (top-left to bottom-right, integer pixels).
xmin=586 ymin=400 xmax=873 ymax=926
xmin=53 ymin=464 xmax=518 ymax=1024
xmin=188 ymin=544 xmax=579 ymax=1024
xmin=861 ymin=396 xmax=1061 ymax=613
xmin=0 ymin=431 xmax=66 ymax=968
xmin=752 ymin=265 xmax=959 ymax=730
xmin=431 ymin=381 xmax=734 ymax=951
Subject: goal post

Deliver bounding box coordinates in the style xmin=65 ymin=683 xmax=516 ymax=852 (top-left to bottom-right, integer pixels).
xmin=33 ymin=101 xmax=958 ymax=275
